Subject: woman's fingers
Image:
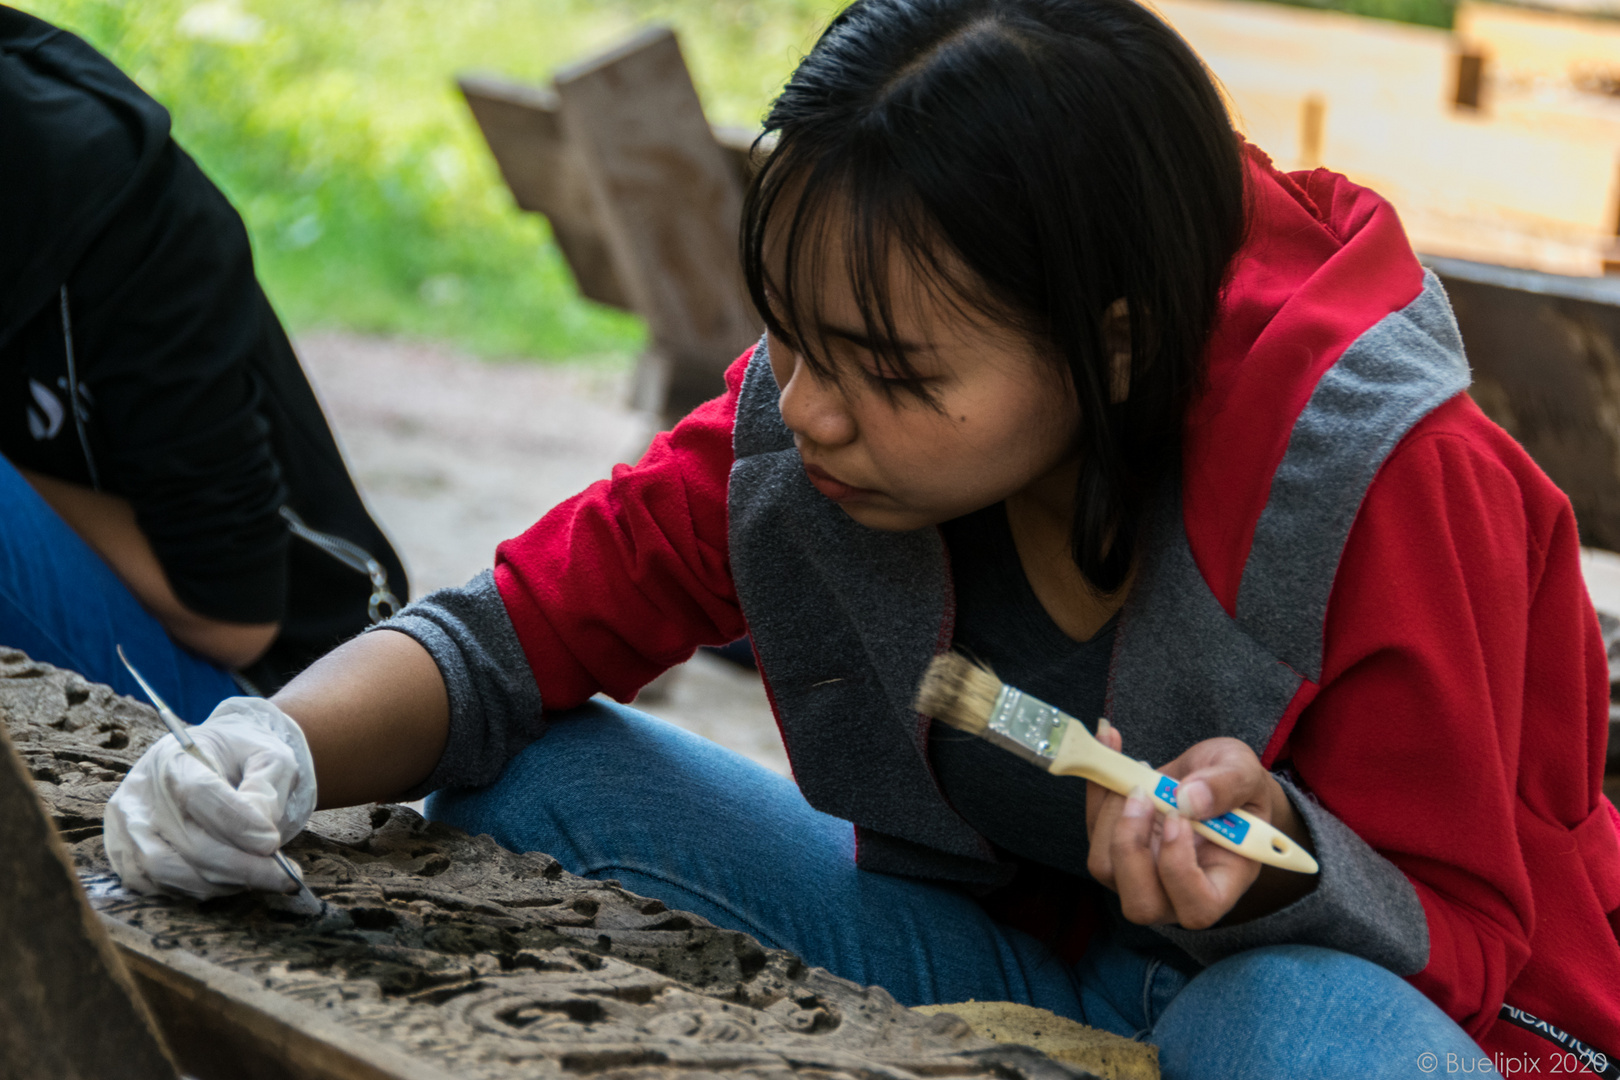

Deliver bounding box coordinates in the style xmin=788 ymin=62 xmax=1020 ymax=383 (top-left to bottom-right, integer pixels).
xmin=1082 ymin=730 xmax=1269 ymax=927
xmin=1086 ymin=788 xmax=1123 ymax=887
xmin=1154 ymin=815 xmax=1261 ymax=928
xmin=1159 ymin=737 xmax=1269 ymax=821
xmin=1087 ymin=724 xmax=1256 ymax=927
xmin=1110 ymin=790 xmax=1174 ymax=925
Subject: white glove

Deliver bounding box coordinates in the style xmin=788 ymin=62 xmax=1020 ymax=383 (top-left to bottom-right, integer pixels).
xmin=105 ymin=697 xmax=317 ymax=900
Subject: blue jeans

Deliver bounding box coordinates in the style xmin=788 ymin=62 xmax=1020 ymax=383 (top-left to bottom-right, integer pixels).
xmin=0 ymin=453 xmax=238 ymax=722
xmin=428 ymin=701 xmax=1495 ymax=1079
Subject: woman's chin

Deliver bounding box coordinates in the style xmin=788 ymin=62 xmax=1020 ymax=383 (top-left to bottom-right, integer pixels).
xmin=834 ymin=500 xmax=947 ymax=533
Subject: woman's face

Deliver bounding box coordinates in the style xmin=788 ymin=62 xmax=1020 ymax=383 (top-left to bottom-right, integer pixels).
xmin=766 ymin=240 xmax=1082 ymax=532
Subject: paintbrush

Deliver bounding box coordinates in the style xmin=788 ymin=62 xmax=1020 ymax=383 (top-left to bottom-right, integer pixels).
xmin=116 ymin=645 xmax=326 ymax=913
xmin=914 ymin=651 xmax=1319 ymax=874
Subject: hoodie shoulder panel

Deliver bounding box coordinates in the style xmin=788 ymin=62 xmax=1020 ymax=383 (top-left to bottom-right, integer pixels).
xmin=1237 ymin=272 xmax=1472 ymax=680
xmin=1108 ymin=489 xmax=1308 ymax=767
xmin=1185 ymin=157 xmax=1426 ymax=615
xmin=1109 ymin=273 xmax=1470 ymax=765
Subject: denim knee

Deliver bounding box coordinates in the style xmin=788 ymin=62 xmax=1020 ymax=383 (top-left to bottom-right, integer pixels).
xmin=1153 ymin=945 xmax=1492 ymax=1080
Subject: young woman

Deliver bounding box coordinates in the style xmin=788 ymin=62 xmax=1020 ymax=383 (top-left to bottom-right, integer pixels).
xmin=105 ymin=0 xmax=1620 ymax=1073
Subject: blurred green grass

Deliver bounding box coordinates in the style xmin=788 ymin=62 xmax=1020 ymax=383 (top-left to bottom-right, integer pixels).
xmin=1281 ymin=0 xmax=1455 ymax=28
xmin=17 ymin=0 xmax=1451 ymax=363
xmin=16 ymin=0 xmax=840 ymax=363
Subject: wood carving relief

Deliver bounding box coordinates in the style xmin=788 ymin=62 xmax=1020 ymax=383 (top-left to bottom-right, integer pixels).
xmin=0 ymin=647 xmax=1096 ymax=1080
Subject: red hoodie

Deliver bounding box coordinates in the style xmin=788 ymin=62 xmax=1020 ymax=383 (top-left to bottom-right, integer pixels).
xmin=494 ymin=149 xmax=1620 ymax=1059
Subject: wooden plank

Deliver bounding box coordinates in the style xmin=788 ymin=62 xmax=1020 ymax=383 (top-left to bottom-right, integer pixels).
xmin=456 ymin=76 xmax=771 ymax=331
xmin=1426 ymin=255 xmax=1620 ymax=551
xmin=553 ymin=26 xmax=761 ymax=421
xmin=101 ymin=918 xmax=458 ymax=1080
xmin=458 ymin=76 xmax=769 ymax=321
xmin=458 ymin=74 xmax=631 ymax=311
xmin=0 ymin=719 xmax=178 ymax=1080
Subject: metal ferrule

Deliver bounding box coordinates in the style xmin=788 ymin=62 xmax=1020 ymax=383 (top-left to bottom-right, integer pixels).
xmin=986 ymin=684 xmax=1072 ymax=762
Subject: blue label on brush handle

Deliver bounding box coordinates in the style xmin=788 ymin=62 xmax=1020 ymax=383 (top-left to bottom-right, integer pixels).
xmin=1154 ymin=776 xmax=1252 ymax=845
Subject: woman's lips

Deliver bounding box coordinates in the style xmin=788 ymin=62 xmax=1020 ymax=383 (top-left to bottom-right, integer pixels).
xmin=803 ymin=463 xmax=875 ymax=501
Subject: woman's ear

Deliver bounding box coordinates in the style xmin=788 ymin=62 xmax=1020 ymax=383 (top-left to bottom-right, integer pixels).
xmin=1104 ymin=298 xmax=1131 ymax=404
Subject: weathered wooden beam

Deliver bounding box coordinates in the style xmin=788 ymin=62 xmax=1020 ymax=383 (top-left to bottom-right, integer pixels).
xmin=458 ymin=74 xmax=632 ymax=311
xmin=0 ymin=719 xmax=178 ymax=1080
xmin=1452 ymin=50 xmax=1485 ymax=110
xmin=552 ymin=26 xmax=762 ymax=422
xmin=102 ymin=917 xmax=458 ymax=1080
xmin=458 ymin=74 xmax=769 ymax=321
xmin=1426 ymin=254 xmax=1620 ymax=551
xmin=710 ymin=123 xmax=773 ymax=193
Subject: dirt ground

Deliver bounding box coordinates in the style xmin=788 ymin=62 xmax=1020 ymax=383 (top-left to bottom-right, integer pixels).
xmin=296 ymin=331 xmax=790 ymax=777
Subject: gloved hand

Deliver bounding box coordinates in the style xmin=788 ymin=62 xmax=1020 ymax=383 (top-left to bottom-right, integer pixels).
xmin=104 ymin=697 xmax=317 ymax=900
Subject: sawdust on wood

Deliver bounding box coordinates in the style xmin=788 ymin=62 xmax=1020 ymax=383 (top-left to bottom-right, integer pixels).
xmin=912 ymin=1003 xmax=1158 ymax=1080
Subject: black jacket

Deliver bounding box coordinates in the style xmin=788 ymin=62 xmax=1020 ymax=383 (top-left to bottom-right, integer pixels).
xmin=0 ymin=7 xmax=407 ymax=690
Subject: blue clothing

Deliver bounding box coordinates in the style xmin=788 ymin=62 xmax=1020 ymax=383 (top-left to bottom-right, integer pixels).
xmin=0 ymin=451 xmax=237 ymax=722
xmin=427 ymin=701 xmax=1496 ymax=1080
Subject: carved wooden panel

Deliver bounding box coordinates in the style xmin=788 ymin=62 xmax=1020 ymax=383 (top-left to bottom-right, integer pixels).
xmin=0 ymin=649 xmax=1098 ymax=1080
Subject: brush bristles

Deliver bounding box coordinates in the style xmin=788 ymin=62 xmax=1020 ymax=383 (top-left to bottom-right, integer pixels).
xmin=914 ymin=652 xmax=1005 ymax=734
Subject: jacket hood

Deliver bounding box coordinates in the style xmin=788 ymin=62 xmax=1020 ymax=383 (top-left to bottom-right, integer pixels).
xmin=1183 ymin=145 xmax=1429 ymax=617
xmin=0 ymin=6 xmax=171 ymax=352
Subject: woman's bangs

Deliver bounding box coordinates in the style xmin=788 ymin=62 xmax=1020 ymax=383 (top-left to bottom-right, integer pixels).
xmin=745 ymin=143 xmax=996 ymax=391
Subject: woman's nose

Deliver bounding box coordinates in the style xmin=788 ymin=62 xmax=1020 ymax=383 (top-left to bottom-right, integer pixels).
xmin=777 ymin=353 xmax=857 ymax=448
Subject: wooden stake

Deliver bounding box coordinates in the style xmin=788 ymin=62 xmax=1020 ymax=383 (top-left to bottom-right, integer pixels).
xmin=1300 ymin=94 xmax=1326 ymax=169
xmin=554 ymin=26 xmax=761 ymax=424
xmin=1454 ymin=50 xmax=1485 ymax=110
xmin=0 ymin=720 xmax=178 ymax=1080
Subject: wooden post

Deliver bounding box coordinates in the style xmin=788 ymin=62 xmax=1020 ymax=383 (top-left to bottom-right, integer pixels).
xmin=458 ymin=78 xmax=771 ymax=319
xmin=0 ymin=720 xmax=178 ymax=1080
xmin=458 ymin=75 xmax=632 ymax=311
xmin=553 ymin=26 xmax=762 ymax=424
xmin=1454 ymin=50 xmax=1485 ymax=110
xmin=1299 ymin=94 xmax=1325 ymax=169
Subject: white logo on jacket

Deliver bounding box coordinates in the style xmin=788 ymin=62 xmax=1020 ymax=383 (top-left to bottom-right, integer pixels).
xmin=26 ymin=378 xmax=63 ymax=440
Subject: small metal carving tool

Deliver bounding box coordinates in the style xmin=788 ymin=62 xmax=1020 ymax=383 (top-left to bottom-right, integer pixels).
xmin=115 ymin=645 xmax=322 ymax=909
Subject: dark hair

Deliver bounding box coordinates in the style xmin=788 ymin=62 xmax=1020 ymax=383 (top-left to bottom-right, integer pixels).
xmin=741 ymin=0 xmax=1246 ymax=593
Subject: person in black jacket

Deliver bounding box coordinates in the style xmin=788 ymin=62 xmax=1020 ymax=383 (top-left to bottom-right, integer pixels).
xmin=0 ymin=6 xmax=407 ymax=715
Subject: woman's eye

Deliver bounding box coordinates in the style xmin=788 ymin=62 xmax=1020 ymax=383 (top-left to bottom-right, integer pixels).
xmin=866 ymin=366 xmax=926 ymax=387
xmin=857 ymin=355 xmax=932 ymax=386
xmin=856 ymin=361 xmax=941 ymax=403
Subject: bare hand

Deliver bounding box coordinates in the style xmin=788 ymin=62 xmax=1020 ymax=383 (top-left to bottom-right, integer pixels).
xmin=1085 ymin=724 xmax=1301 ymax=929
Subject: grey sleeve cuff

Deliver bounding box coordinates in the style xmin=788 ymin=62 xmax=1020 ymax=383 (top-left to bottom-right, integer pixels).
xmin=1151 ymin=773 xmax=1431 ymax=975
xmin=365 ymin=569 xmax=545 ymax=798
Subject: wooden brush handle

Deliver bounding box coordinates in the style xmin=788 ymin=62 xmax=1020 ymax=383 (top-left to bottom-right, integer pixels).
xmin=1050 ymin=719 xmax=1318 ymax=874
